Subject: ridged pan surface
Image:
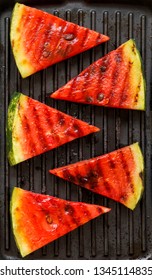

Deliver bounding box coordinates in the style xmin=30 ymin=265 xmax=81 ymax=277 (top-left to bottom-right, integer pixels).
xmin=0 ymin=0 xmax=152 ymax=259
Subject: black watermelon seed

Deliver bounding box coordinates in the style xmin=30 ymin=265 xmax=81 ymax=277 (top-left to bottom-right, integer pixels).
xmin=86 ymin=96 xmax=93 ymax=103
xmin=100 ymin=65 xmax=107 ymax=72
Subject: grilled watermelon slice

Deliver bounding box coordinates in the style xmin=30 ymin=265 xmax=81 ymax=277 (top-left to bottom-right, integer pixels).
xmin=51 ymin=39 xmax=145 ymax=110
xmin=50 ymin=143 xmax=144 ymax=210
xmin=10 ymin=3 xmax=109 ymax=78
xmin=6 ymin=92 xmax=99 ymax=166
xmin=10 ymin=187 xmax=110 ymax=257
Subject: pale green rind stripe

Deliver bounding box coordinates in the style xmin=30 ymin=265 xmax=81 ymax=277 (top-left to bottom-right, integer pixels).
xmin=6 ymin=92 xmax=21 ymax=166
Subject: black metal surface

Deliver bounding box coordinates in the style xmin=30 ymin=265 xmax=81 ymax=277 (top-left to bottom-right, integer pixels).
xmin=0 ymin=0 xmax=152 ymax=260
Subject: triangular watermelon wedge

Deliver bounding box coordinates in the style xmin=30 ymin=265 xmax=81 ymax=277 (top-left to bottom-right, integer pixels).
xmin=51 ymin=39 xmax=145 ymax=110
xmin=50 ymin=143 xmax=144 ymax=210
xmin=10 ymin=187 xmax=110 ymax=257
xmin=10 ymin=3 xmax=109 ymax=78
xmin=6 ymin=92 xmax=99 ymax=166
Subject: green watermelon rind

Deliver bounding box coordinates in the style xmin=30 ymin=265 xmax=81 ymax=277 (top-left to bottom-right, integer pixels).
xmin=121 ymin=39 xmax=146 ymax=111
xmin=6 ymin=92 xmax=22 ymax=166
xmin=130 ymin=39 xmax=146 ymax=111
xmin=10 ymin=3 xmax=35 ymax=78
xmin=129 ymin=142 xmax=144 ymax=210
xmin=136 ymin=48 xmax=146 ymax=111
xmin=10 ymin=187 xmax=23 ymax=256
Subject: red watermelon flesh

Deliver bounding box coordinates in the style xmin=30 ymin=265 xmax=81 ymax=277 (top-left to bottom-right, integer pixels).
xmin=49 ymin=143 xmax=144 ymax=210
xmin=10 ymin=3 xmax=109 ymax=78
xmin=10 ymin=187 xmax=110 ymax=257
xmin=51 ymin=39 xmax=145 ymax=110
xmin=6 ymin=92 xmax=99 ymax=166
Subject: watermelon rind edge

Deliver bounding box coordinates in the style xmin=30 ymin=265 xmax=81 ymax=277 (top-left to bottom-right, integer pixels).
xmin=122 ymin=39 xmax=146 ymax=111
xmin=10 ymin=187 xmax=21 ymax=255
xmin=6 ymin=92 xmax=22 ymax=166
xmin=129 ymin=142 xmax=144 ymax=210
xmin=10 ymin=187 xmax=31 ymax=258
xmin=135 ymin=42 xmax=146 ymax=111
xmin=130 ymin=39 xmax=146 ymax=111
xmin=10 ymin=3 xmax=35 ymax=78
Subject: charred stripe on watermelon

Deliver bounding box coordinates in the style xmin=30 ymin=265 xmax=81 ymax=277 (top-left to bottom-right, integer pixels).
xmin=50 ymin=143 xmax=144 ymax=210
xmin=6 ymin=92 xmax=100 ymax=166
xmin=51 ymin=39 xmax=145 ymax=110
xmin=10 ymin=3 xmax=109 ymax=78
xmin=10 ymin=187 xmax=110 ymax=257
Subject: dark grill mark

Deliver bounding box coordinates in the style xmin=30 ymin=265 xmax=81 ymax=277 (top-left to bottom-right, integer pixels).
xmin=100 ymin=65 xmax=107 ymax=72
xmin=96 ymin=33 xmax=102 ymax=43
xmin=11 ymin=39 xmax=14 ymax=48
xmin=139 ymin=171 xmax=143 ymax=180
xmin=71 ymin=123 xmax=83 ymax=137
xmin=134 ymin=77 xmax=142 ymax=105
xmin=65 ymin=203 xmax=80 ymax=226
xmin=29 ymin=106 xmax=47 ymax=150
xmin=108 ymin=156 xmax=116 ymax=169
xmin=76 ymin=163 xmax=99 ymax=189
xmin=87 ymin=170 xmax=99 ymax=187
xmin=119 ymin=150 xmax=134 ymax=193
xmin=77 ymin=174 xmax=89 ymax=185
xmin=129 ymin=61 xmax=133 ymax=68
xmin=86 ymin=96 xmax=93 ymax=103
xmin=132 ymin=42 xmax=136 ymax=54
xmin=25 ymin=15 xmax=44 ymax=54
xmin=119 ymin=90 xmax=128 ymax=104
xmin=101 ymin=56 xmax=110 ymax=69
xmin=65 ymin=203 xmax=75 ymax=215
xmin=26 ymin=99 xmax=53 ymax=153
xmin=62 ymin=169 xmax=76 ymax=183
xmin=22 ymin=115 xmax=30 ymax=132
xmin=56 ymin=24 xmax=77 ymax=58
xmin=38 ymin=18 xmax=65 ymax=62
xmin=97 ymin=206 xmax=103 ymax=214
xmin=57 ymin=113 xmax=65 ymax=126
xmin=19 ymin=111 xmax=37 ymax=156
xmin=104 ymin=181 xmax=111 ymax=192
xmin=118 ymin=65 xmax=131 ymax=106
xmin=81 ymin=28 xmax=89 ymax=48
xmin=120 ymin=194 xmax=128 ymax=201
xmin=80 ymin=203 xmax=92 ymax=220
xmin=115 ymin=52 xmax=122 ymax=63
xmin=107 ymin=50 xmax=123 ymax=105
xmin=134 ymin=92 xmax=139 ymax=103
xmin=43 ymin=106 xmax=54 ymax=129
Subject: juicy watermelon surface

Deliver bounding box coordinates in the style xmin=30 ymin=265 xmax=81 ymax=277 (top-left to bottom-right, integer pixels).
xmin=6 ymin=92 xmax=99 ymax=166
xmin=51 ymin=39 xmax=145 ymax=110
xmin=10 ymin=187 xmax=110 ymax=257
xmin=10 ymin=3 xmax=109 ymax=78
xmin=50 ymin=143 xmax=144 ymax=210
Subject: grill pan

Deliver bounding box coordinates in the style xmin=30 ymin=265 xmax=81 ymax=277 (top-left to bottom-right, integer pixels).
xmin=0 ymin=0 xmax=152 ymax=260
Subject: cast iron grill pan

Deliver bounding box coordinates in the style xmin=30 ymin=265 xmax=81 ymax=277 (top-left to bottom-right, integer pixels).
xmin=0 ymin=0 xmax=152 ymax=259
